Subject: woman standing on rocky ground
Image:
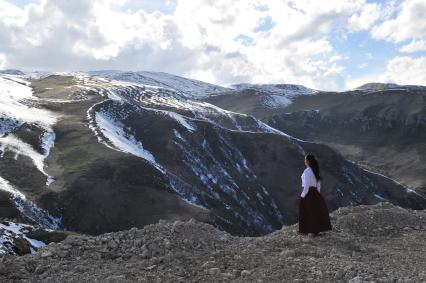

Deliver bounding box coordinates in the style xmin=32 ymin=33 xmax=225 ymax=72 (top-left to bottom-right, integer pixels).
xmin=298 ymin=154 xmax=332 ymax=236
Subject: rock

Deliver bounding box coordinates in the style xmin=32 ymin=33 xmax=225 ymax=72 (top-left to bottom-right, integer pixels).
xmin=107 ymin=240 xmax=118 ymax=249
xmin=241 ymin=270 xmax=251 ymax=277
xmin=335 ymin=269 xmax=345 ymax=280
xmin=141 ymin=245 xmax=151 ymax=259
xmin=56 ymin=249 xmax=69 ymax=258
xmin=208 ymin=268 xmax=220 ymax=275
xmin=35 ymin=265 xmax=47 ymax=275
xmin=134 ymin=239 xmax=143 ymax=247
xmin=164 ymin=239 xmax=171 ymax=250
xmin=201 ymin=261 xmax=215 ymax=268
xmin=12 ymin=238 xmax=31 ymax=256
xmin=280 ymin=249 xmax=296 ymax=257
xmin=40 ymin=250 xmax=54 ymax=258
xmin=221 ymin=272 xmax=234 ymax=279
xmin=105 ymin=275 xmax=126 ymax=282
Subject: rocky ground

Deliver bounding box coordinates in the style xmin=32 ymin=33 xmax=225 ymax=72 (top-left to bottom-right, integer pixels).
xmin=0 ymin=202 xmax=425 ymax=282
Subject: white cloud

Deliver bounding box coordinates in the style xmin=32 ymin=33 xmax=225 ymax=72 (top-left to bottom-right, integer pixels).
xmin=5 ymin=0 xmax=422 ymax=90
xmin=171 ymin=0 xmax=366 ymax=89
xmin=379 ymin=56 xmax=426 ymax=85
xmin=346 ymin=73 xmax=380 ymax=89
xmin=0 ymin=53 xmax=5 ymax=69
xmin=372 ymin=0 xmax=426 ymax=43
xmin=346 ymin=56 xmax=426 ymax=88
xmin=399 ymin=40 xmax=426 ymax=53
xmin=348 ymin=3 xmax=381 ymax=31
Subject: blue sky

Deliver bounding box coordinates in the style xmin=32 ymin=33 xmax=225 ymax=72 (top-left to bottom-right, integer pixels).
xmin=1 ymin=0 xmax=426 ymax=90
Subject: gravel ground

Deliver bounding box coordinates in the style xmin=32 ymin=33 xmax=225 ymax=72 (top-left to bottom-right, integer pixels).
xmin=0 ymin=202 xmax=425 ymax=282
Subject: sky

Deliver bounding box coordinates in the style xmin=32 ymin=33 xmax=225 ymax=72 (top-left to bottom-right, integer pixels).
xmin=0 ymin=0 xmax=426 ymax=90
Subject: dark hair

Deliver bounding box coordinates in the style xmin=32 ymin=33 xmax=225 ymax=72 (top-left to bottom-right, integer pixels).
xmin=305 ymin=154 xmax=321 ymax=181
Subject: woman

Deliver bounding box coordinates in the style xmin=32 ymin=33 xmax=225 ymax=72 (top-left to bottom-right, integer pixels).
xmin=298 ymin=154 xmax=332 ymax=235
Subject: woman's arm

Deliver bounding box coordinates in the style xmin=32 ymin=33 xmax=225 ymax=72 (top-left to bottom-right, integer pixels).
xmin=300 ymin=170 xmax=309 ymax=198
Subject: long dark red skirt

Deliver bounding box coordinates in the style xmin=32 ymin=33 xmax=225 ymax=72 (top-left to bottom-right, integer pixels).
xmin=299 ymin=186 xmax=332 ymax=234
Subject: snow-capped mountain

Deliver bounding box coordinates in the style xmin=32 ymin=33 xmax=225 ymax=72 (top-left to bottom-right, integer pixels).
xmin=0 ymin=69 xmax=25 ymax=76
xmin=229 ymin=83 xmax=317 ymax=109
xmin=231 ymin=83 xmax=317 ymax=96
xmin=0 ymin=71 xmax=425 ymax=242
xmin=88 ymin=70 xmax=231 ymax=98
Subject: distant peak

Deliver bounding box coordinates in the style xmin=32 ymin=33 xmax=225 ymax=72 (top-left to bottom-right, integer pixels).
xmin=230 ymin=83 xmax=317 ymax=96
xmin=355 ymin=82 xmax=401 ymax=91
xmin=0 ymin=69 xmax=25 ymax=76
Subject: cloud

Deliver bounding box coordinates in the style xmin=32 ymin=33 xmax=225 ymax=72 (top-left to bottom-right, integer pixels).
xmin=371 ymin=0 xmax=426 ymax=43
xmin=170 ymin=0 xmax=365 ymax=89
xmin=3 ymin=0 xmax=424 ymax=90
xmin=347 ymin=56 xmax=426 ymax=88
xmin=0 ymin=53 xmax=5 ymax=69
xmin=379 ymin=56 xmax=426 ymax=85
xmin=347 ymin=3 xmax=381 ymax=32
xmin=0 ymin=0 xmax=197 ymax=73
xmin=399 ymin=40 xmax=426 ymax=53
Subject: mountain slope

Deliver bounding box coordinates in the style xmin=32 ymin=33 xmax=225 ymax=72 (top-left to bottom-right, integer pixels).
xmin=88 ymin=70 xmax=231 ymax=98
xmin=204 ymin=86 xmax=426 ymax=196
xmin=0 ymin=72 xmax=425 ymax=238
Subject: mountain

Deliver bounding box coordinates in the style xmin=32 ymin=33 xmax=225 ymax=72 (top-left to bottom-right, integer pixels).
xmin=0 ymin=72 xmax=425 ymax=240
xmin=355 ymin=82 xmax=401 ymax=91
xmin=0 ymin=69 xmax=25 ymax=76
xmin=88 ymin=70 xmax=231 ymax=98
xmin=0 ymin=202 xmax=425 ymax=282
xmin=228 ymin=83 xmax=317 ymax=109
xmin=204 ymin=84 xmax=426 ymax=197
xmin=231 ymin=83 xmax=317 ymax=96
xmin=355 ymin=82 xmax=426 ymax=91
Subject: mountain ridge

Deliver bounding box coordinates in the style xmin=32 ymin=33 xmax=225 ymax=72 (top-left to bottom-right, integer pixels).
xmin=3 ymin=68 xmax=426 ymax=92
xmin=0 ymin=71 xmax=425 ymax=239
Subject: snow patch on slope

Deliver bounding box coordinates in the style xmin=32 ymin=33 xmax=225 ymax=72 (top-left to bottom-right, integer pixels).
xmin=0 ymin=75 xmax=58 ymax=184
xmin=263 ymin=95 xmax=292 ymax=108
xmin=94 ymin=111 xmax=165 ymax=173
xmin=139 ymin=106 xmax=197 ymax=132
xmin=0 ymin=76 xmax=57 ymax=129
xmin=0 ymin=176 xmax=60 ymax=229
xmin=170 ymin=128 xmax=285 ymax=231
xmin=0 ymin=221 xmax=47 ymax=255
xmin=88 ymin=70 xmax=230 ymax=98
xmin=232 ymin=83 xmax=318 ymax=108
xmin=0 ymin=132 xmax=56 ymax=184
xmin=232 ymin=83 xmax=317 ymax=96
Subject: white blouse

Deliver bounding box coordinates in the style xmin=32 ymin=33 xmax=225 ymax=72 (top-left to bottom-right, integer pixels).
xmin=301 ymin=167 xmax=321 ymax=198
